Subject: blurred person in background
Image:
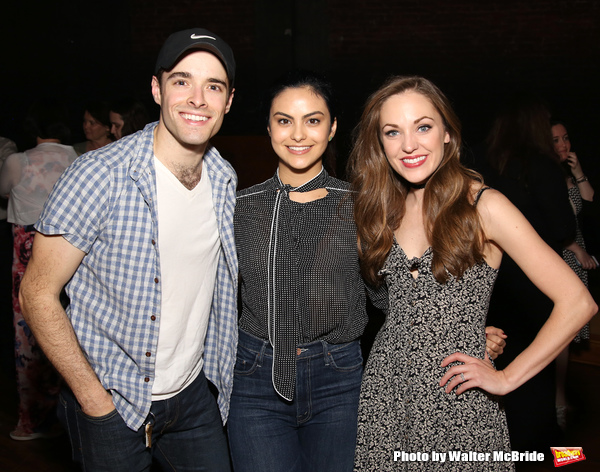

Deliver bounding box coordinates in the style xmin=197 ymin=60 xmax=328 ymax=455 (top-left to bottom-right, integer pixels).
xmin=550 ymin=118 xmax=596 ymax=428
xmin=0 ymin=99 xmax=77 ymax=440
xmin=109 ymin=98 xmax=149 ymax=140
xmin=484 ymin=92 xmax=578 ymax=458
xmin=73 ymin=100 xmax=113 ymax=155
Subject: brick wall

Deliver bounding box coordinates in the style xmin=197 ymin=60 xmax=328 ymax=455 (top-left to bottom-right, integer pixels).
xmin=121 ymin=0 xmax=599 ymax=86
xmin=2 ymin=0 xmax=599 ymax=158
xmin=328 ymin=0 xmax=598 ymax=71
xmin=117 ymin=1 xmax=600 ymax=142
xmin=129 ymin=0 xmax=256 ymax=56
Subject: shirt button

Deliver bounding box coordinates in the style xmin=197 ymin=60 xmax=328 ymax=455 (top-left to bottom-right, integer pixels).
xmin=144 ymin=377 xmax=150 ymax=382
xmin=151 ymin=239 xmax=156 ymax=245
xmin=146 ymin=352 xmax=151 ymax=357
xmin=154 ymin=277 xmax=159 ymax=283
xmin=151 ymin=315 xmax=156 ymax=321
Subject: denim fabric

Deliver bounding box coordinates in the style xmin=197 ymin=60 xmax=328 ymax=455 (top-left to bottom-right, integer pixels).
xmin=58 ymin=370 xmax=231 ymax=472
xmin=228 ymin=329 xmax=362 ymax=472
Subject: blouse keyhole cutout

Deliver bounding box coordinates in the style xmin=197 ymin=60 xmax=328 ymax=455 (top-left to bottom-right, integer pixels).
xmin=289 ymin=188 xmax=329 ymax=203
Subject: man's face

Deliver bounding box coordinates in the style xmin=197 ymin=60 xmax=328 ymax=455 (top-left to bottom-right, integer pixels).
xmin=151 ymin=50 xmax=234 ymax=154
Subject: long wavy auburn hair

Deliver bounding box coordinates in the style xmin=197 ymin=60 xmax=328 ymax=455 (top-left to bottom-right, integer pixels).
xmin=347 ymin=76 xmax=486 ymax=285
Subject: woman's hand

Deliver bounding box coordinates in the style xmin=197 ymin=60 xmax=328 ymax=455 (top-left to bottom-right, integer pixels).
xmin=566 ymin=152 xmax=594 ymax=200
xmin=439 ymin=352 xmax=510 ymax=396
xmin=566 ymin=152 xmax=584 ymax=178
xmin=572 ymin=244 xmax=598 ymax=270
xmin=485 ymin=326 xmax=507 ymax=359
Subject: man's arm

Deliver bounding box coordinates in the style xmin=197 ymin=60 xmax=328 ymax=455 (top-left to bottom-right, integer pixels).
xmin=19 ymin=232 xmax=115 ymax=417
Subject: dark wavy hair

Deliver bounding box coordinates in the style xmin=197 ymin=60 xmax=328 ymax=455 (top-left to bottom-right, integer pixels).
xmin=84 ymin=100 xmax=112 ymax=130
xmin=348 ymin=76 xmax=485 ymax=285
xmin=111 ymin=98 xmax=149 ymax=137
xmin=487 ymin=92 xmax=558 ymax=176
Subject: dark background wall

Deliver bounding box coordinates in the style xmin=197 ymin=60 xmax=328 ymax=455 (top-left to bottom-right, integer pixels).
xmin=1 ymin=0 xmax=599 ymax=182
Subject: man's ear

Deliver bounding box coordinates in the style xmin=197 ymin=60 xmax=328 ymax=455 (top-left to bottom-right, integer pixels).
xmin=151 ymin=76 xmax=162 ymax=106
xmin=225 ymin=88 xmax=235 ymax=114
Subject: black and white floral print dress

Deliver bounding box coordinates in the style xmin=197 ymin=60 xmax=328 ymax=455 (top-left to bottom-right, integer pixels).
xmin=354 ymin=245 xmax=514 ymax=471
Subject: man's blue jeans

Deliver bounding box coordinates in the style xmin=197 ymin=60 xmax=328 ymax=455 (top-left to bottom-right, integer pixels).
xmin=227 ymin=329 xmax=363 ymax=472
xmin=58 ymin=370 xmax=230 ymax=471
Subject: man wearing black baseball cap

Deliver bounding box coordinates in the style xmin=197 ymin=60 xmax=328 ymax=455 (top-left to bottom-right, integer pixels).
xmin=20 ymin=28 xmax=237 ymax=471
xmin=155 ymin=28 xmax=236 ymax=85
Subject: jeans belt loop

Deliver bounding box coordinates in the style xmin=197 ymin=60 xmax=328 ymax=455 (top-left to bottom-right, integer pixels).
xmin=321 ymin=340 xmax=330 ymax=366
xmin=257 ymin=338 xmax=268 ymax=367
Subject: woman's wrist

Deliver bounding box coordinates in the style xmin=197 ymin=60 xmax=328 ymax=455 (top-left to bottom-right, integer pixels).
xmin=575 ymin=175 xmax=588 ymax=184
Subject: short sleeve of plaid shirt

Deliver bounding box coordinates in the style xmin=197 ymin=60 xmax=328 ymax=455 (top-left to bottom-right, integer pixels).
xmin=36 ymin=154 xmax=110 ymax=251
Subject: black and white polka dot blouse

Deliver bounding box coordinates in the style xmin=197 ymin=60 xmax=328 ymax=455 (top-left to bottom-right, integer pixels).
xmin=235 ymin=167 xmax=385 ymax=401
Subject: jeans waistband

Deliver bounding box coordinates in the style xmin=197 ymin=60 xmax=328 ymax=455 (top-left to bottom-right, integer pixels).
xmin=238 ymin=329 xmax=359 ymax=360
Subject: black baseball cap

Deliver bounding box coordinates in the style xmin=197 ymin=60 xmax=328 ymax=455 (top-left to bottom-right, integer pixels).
xmin=154 ymin=28 xmax=236 ymax=86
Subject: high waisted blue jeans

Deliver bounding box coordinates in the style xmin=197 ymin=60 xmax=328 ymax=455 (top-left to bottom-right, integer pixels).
xmin=227 ymin=329 xmax=363 ymax=472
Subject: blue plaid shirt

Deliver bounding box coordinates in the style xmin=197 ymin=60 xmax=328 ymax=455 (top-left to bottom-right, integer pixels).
xmin=36 ymin=123 xmax=238 ymax=430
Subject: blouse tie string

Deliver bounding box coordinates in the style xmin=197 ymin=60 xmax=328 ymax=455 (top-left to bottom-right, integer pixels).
xmin=267 ymin=167 xmax=329 ymax=401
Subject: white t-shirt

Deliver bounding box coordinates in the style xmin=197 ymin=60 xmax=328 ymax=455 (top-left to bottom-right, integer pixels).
xmin=151 ymin=156 xmax=221 ymax=400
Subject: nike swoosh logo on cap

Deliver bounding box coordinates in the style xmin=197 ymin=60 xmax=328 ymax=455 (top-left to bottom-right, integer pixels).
xmin=190 ymin=34 xmax=216 ymax=40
